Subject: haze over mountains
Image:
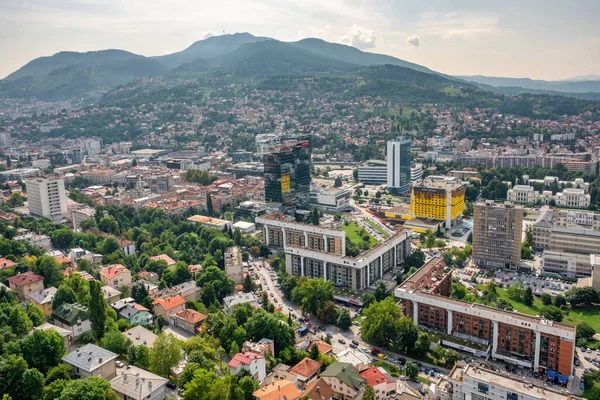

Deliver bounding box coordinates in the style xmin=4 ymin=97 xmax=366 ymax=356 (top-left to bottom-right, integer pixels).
xmin=1 ymin=32 xmax=598 ymax=102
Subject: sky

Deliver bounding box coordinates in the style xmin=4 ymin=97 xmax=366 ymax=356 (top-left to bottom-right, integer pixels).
xmin=1 ymin=0 xmax=599 ymax=80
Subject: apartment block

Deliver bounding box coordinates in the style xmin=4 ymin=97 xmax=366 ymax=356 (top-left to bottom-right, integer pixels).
xmin=396 ymin=261 xmax=576 ymax=379
xmin=25 ymin=177 xmax=67 ymax=221
xmin=472 ymin=201 xmax=523 ymax=269
xmin=256 ymin=213 xmax=412 ymax=291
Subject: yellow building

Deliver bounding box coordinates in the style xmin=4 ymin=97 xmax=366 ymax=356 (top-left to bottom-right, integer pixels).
xmin=410 ymin=176 xmax=466 ymax=229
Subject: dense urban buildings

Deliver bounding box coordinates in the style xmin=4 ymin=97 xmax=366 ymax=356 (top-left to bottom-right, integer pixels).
xmin=386 ymin=137 xmax=411 ymax=193
xmin=357 ymin=159 xmax=388 ymax=185
xmin=410 ymin=176 xmax=466 ymax=230
xmin=25 ymin=177 xmax=67 ymax=221
xmin=396 ymin=258 xmax=576 ymax=379
xmin=256 ymin=213 xmax=412 ymax=291
xmin=472 ymin=201 xmax=523 ymax=269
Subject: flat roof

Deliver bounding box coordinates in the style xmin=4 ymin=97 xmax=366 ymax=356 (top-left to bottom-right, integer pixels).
xmin=187 ymin=215 xmax=230 ymax=227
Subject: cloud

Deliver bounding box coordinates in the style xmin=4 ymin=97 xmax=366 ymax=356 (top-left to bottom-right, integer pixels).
xmin=415 ymin=12 xmax=500 ymax=39
xmin=340 ymin=25 xmax=376 ymax=49
xmin=201 ymin=30 xmax=216 ymax=40
xmin=407 ymin=35 xmax=420 ymax=47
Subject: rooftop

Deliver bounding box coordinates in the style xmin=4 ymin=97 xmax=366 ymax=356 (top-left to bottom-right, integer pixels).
xmin=173 ymin=309 xmax=206 ymax=325
xmin=53 ymin=302 xmax=89 ymax=325
xmin=399 ymin=256 xmax=449 ymax=293
xmin=34 ymin=322 xmax=72 ymax=338
xmin=228 ymin=352 xmax=264 ymax=368
xmin=29 ymin=287 xmax=57 ymax=305
xmin=122 ymin=325 xmax=157 ymax=348
xmin=253 ymin=380 xmax=300 ymax=400
xmin=149 ymin=254 xmax=176 ymax=266
xmin=6 ymin=271 xmax=44 ymax=286
xmin=289 ymin=357 xmax=322 ymax=379
xmin=299 ymin=378 xmax=336 ymax=400
xmin=152 ymin=295 xmax=185 ymax=311
xmin=359 ymin=366 xmax=395 ymax=387
xmin=320 ymin=362 xmax=364 ymax=390
xmin=62 ymin=343 xmax=118 ymax=373
xmin=110 ymin=365 xmax=168 ymax=399
xmin=100 ymin=264 xmax=130 ymax=280
xmin=187 ymin=215 xmax=230 ymax=227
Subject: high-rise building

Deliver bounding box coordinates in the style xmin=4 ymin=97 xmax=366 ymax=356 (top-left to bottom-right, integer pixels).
xmin=472 ymin=201 xmax=523 ymax=269
xmin=25 ymin=178 xmax=67 ymax=221
xmin=410 ymin=176 xmax=466 ymax=229
xmin=386 ymin=138 xmax=411 ymax=193
xmin=263 ymin=139 xmax=311 ymax=213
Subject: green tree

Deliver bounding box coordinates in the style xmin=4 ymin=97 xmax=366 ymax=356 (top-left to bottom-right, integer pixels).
xmin=244 ymin=309 xmax=294 ymax=354
xmin=20 ymin=368 xmax=44 ymax=400
xmin=291 ymin=278 xmax=334 ymax=315
xmin=89 ymin=280 xmax=106 ymax=340
xmin=197 ymin=266 xmax=235 ymax=302
xmin=0 ymin=355 xmax=27 ymax=399
xmin=540 ymin=305 xmax=563 ymax=322
xmin=150 ymin=333 xmax=182 ymax=378
xmin=101 ymin=329 xmax=130 ymax=355
xmin=45 ymin=363 xmax=72 ymax=383
xmin=337 ymin=309 xmax=352 ymax=330
xmin=35 ymin=255 xmax=63 ymax=288
xmin=51 ymin=228 xmax=75 ymax=250
xmin=334 ymin=177 xmax=343 ymax=187
xmin=413 ymin=331 xmax=431 ymax=357
xmin=238 ymin=376 xmax=258 ymax=400
xmin=44 ymin=379 xmax=69 ymax=400
xmin=206 ymin=193 xmax=213 ymax=217
xmin=565 ymin=287 xmax=600 ymax=307
xmin=364 ymin=385 xmax=375 ymax=400
xmin=311 ymin=207 xmax=320 ymax=226
xmin=280 ymin=275 xmax=298 ymax=300
xmin=404 ymin=249 xmax=425 ymax=272
xmin=52 ymin=286 xmax=78 ymax=311
xmin=21 ymin=329 xmax=65 ymax=372
xmin=451 ymin=283 xmax=467 ymax=299
xmin=541 ymin=293 xmax=552 ymax=306
xmin=361 ymin=298 xmax=418 ymax=352
xmin=127 ymin=344 xmax=150 ymax=369
xmin=404 ymin=361 xmax=419 ymax=379
xmin=524 ymin=286 xmax=534 ymax=306
xmin=233 ymin=228 xmax=242 ymax=245
xmin=59 ymin=377 xmax=119 ymax=400
xmin=374 ymin=282 xmax=388 ymax=301
xmin=352 ymin=168 xmax=358 ymax=181
xmin=577 ymin=322 xmax=596 ymax=340
xmin=554 ymin=294 xmax=567 ymax=307
xmin=184 ymin=368 xmax=218 ymax=400
xmin=316 ymin=301 xmax=339 ymax=324
xmin=242 ymin=273 xmax=256 ymax=293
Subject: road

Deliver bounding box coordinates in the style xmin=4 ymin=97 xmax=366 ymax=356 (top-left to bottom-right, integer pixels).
xmin=253 ymin=260 xmax=450 ymax=379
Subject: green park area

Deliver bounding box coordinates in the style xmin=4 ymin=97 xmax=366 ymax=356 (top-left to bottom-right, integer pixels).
xmin=341 ymin=222 xmax=378 ymax=248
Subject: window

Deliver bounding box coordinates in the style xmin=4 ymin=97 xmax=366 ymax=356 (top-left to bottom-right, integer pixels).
xmin=477 ymin=383 xmax=489 ymax=394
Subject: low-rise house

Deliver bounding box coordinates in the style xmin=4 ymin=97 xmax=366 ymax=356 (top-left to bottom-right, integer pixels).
xmin=34 ymin=322 xmax=73 ymax=352
xmin=111 ymin=297 xmax=136 ymax=313
xmin=6 ymin=271 xmax=44 ymax=301
xmin=169 ymin=309 xmax=206 ymax=335
xmin=223 ymin=292 xmax=259 ymax=313
xmin=359 ymin=366 xmax=397 ymax=400
xmin=118 ymin=303 xmax=153 ymax=326
xmin=169 ymin=280 xmax=202 ymax=302
xmin=52 ymin=302 xmax=92 ymax=337
xmin=29 ymin=287 xmax=57 ymax=316
xmin=320 ymin=362 xmax=365 ymax=400
xmin=308 ymin=340 xmax=333 ymax=356
xmin=289 ymin=357 xmax=322 ymax=389
xmin=14 ymin=233 xmax=51 ymax=250
xmin=336 ymin=348 xmax=372 ymax=371
xmin=100 ymin=264 xmax=132 ymax=289
xmin=150 ymin=254 xmax=176 ymax=267
xmin=0 ymin=257 xmax=17 ymax=270
xmin=228 ymin=352 xmax=266 ymax=381
xmin=242 ymin=338 xmax=275 ymax=357
xmin=122 ymin=325 xmax=158 ymax=348
xmin=152 ymin=295 xmax=185 ymax=319
xmin=262 ymin=364 xmax=298 ymax=387
xmin=131 ymin=280 xmax=159 ymax=297
xmin=110 ymin=365 xmax=168 ymax=400
xmin=62 ymin=344 xmax=119 ymax=380
xmin=101 ymin=285 xmax=122 ymax=304
xmin=138 ymin=270 xmax=160 ymax=283
xmin=253 ymin=380 xmax=300 ymax=400
xmin=300 ymin=378 xmax=336 ymax=400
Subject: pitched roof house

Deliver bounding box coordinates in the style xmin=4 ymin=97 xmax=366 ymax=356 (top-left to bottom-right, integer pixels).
xmin=228 ymin=352 xmax=266 ymax=381
xmin=152 ymin=295 xmax=185 ymax=319
xmin=62 ymin=344 xmax=119 ymax=379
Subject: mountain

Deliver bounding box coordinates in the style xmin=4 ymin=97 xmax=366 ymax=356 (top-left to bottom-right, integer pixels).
xmin=563 ymin=74 xmax=600 ymax=82
xmin=291 ymin=38 xmax=439 ymax=75
xmin=458 ymin=75 xmax=600 ymax=93
xmin=153 ymin=32 xmax=270 ymax=69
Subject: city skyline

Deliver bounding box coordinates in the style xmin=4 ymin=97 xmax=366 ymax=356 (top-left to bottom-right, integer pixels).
xmin=1 ymin=0 xmax=599 ymax=80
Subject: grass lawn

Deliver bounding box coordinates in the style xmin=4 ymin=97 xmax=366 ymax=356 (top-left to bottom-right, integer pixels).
xmin=341 ymin=222 xmax=378 ymax=248
xmin=365 ymin=219 xmax=390 ymax=238
xmin=441 ymin=86 xmax=462 ymax=96
xmin=274 ymin=312 xmax=297 ymax=328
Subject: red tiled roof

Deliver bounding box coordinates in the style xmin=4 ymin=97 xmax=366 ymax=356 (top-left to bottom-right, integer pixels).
xmin=253 ymin=380 xmax=300 ymax=400
xmin=359 ymin=367 xmax=393 ymax=387
xmin=0 ymin=258 xmax=17 ymax=270
xmin=300 ymin=378 xmax=335 ymax=400
xmin=289 ymin=357 xmax=322 ymax=379
xmin=228 ymin=352 xmax=264 ymax=368
xmin=152 ymin=295 xmax=185 ymax=311
xmin=100 ymin=264 xmax=129 ymax=280
xmin=6 ymin=271 xmax=44 ymax=286
xmin=150 ymin=254 xmax=176 ymax=266
xmin=174 ymin=309 xmax=206 ymax=325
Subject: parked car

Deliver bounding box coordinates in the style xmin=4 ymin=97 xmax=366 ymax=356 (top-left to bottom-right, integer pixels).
xmin=352 ymin=340 xmax=359 ymax=346
xmin=378 ymin=353 xmax=387 ymax=360
xmin=371 ymin=348 xmax=381 ymax=355
xmin=318 ymin=326 xmax=326 ymax=331
xmin=338 ymin=339 xmax=346 ymax=344
xmin=349 ymin=343 xmax=358 ymax=349
xmin=166 ymin=382 xmax=176 ymax=390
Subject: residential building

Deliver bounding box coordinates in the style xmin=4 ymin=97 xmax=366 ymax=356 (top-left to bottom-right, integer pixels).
xmin=25 ymin=177 xmax=67 ymax=221
xmin=335 ymin=348 xmax=372 ymax=371
xmin=308 ymin=340 xmax=333 ymax=356
xmin=0 ymin=257 xmax=17 ymax=271
xmin=35 ymin=322 xmax=73 ymax=352
xmin=320 ymin=362 xmax=365 ymax=400
xmin=256 ymin=213 xmax=412 ymax=291
xmin=225 ymin=246 xmax=244 ymax=284
xmin=472 ymin=201 xmax=523 ymax=269
xmin=299 ymin=378 xmax=336 ymax=400
xmin=357 ymin=159 xmax=387 ymax=184
xmin=110 ymin=365 xmax=168 ymax=400
xmin=263 ymin=139 xmax=311 ymax=213
xmin=187 ymin=215 xmax=232 ymax=231
xmin=169 ymin=309 xmax=206 ymax=334
xmin=29 ymin=287 xmax=57 ymax=317
xmin=149 ymin=254 xmax=177 ymax=267
xmin=6 ymin=271 xmax=44 ymax=301
xmin=118 ymin=303 xmax=153 ymax=326
xmin=253 ymin=380 xmax=301 ymax=400
xmin=410 ymin=176 xmax=466 ymax=229
xmin=309 ymin=188 xmax=352 ymax=212
xmin=152 ymin=295 xmax=185 ymax=319
xmin=359 ymin=367 xmax=397 ymax=400
xmin=99 ymin=264 xmax=132 ymax=289
xmin=223 ymin=292 xmax=260 ymax=312
xmin=14 ymin=233 xmax=51 ymax=249
xmin=52 ymin=302 xmax=92 ymax=337
xmin=387 ymin=138 xmax=411 ymax=193
xmin=289 ymin=357 xmax=322 ymax=389
xmin=157 ymin=280 xmax=201 ymax=302
xmin=62 ymin=344 xmax=118 ymax=380
xmin=138 ymin=270 xmax=160 ymax=283
xmin=395 ymin=261 xmax=576 ymax=379
xmin=101 ymin=285 xmax=121 ymax=304
xmin=429 ymin=362 xmax=574 ymax=400
xmin=242 ymin=338 xmax=275 ymax=357
xmin=122 ymin=325 xmax=157 ymax=348
xmin=228 ymin=352 xmax=266 ymax=381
